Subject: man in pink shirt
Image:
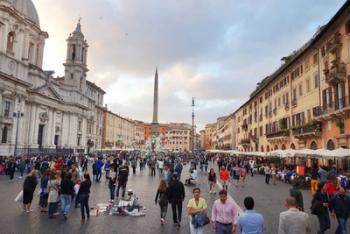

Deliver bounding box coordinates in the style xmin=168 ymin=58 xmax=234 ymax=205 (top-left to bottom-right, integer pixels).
xmin=211 ymin=189 xmax=239 ymax=234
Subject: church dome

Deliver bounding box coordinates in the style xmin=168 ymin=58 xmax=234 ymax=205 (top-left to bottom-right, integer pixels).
xmin=7 ymin=0 xmax=40 ymax=27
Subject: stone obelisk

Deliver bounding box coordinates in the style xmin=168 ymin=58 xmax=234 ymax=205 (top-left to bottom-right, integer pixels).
xmin=151 ymin=67 xmax=159 ymax=137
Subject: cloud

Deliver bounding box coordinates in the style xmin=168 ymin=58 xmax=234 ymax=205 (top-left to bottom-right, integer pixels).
xmin=33 ymin=0 xmax=346 ymax=130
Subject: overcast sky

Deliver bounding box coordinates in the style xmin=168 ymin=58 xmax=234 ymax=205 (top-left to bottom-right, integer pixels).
xmin=34 ymin=0 xmax=345 ymax=130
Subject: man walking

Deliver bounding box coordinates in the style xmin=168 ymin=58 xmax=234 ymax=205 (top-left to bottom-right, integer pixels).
xmin=116 ymin=165 xmax=129 ymax=199
xmin=166 ymin=173 xmax=185 ymax=228
xmin=278 ymin=197 xmax=311 ymax=234
xmin=211 ymin=190 xmax=239 ymax=234
xmin=329 ymin=187 xmax=350 ymax=234
xmin=238 ymin=196 xmax=264 ymax=234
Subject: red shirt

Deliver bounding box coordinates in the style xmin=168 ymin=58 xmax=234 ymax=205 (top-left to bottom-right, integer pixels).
xmin=220 ymin=170 xmax=229 ymax=181
xmin=326 ymin=182 xmax=336 ymax=197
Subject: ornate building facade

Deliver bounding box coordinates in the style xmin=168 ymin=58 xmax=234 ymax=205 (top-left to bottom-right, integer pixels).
xmin=0 ymin=0 xmax=105 ymax=156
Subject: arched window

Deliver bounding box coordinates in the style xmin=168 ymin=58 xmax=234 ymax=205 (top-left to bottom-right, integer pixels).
xmin=327 ymin=139 xmax=335 ymax=150
xmin=290 ymin=143 xmax=296 ymax=149
xmin=274 ymin=145 xmax=278 ymax=150
xmin=7 ymin=32 xmax=15 ymax=52
xmin=267 ymin=145 xmax=270 ymax=152
xmin=1 ymin=126 xmax=8 ymax=143
xmin=72 ymin=45 xmax=76 ymax=61
xmin=281 ymin=144 xmax=286 ymax=150
xmin=310 ymin=141 xmax=318 ymax=150
xmin=261 ymin=146 xmax=264 ymax=152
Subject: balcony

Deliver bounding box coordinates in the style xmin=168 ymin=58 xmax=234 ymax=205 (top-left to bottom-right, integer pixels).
xmin=325 ymin=61 xmax=346 ymax=85
xmin=292 ymin=123 xmax=322 ymax=139
xmin=327 ymin=32 xmax=342 ymax=54
xmin=249 ymin=133 xmax=258 ymax=143
xmin=316 ymin=96 xmax=350 ymax=119
xmin=266 ymin=130 xmax=290 ymax=143
xmin=0 ymin=115 xmax=13 ymax=125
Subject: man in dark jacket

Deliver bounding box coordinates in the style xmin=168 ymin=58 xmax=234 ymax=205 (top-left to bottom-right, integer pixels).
xmin=166 ymin=173 xmax=185 ymax=227
xmin=329 ymin=187 xmax=350 ymax=234
xmin=117 ymin=165 xmax=129 ymax=198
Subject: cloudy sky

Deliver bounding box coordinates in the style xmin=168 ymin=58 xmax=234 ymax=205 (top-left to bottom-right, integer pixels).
xmin=34 ymin=0 xmax=345 ymax=129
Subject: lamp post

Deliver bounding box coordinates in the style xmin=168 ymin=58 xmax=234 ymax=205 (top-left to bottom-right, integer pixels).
xmin=14 ymin=98 xmax=24 ymax=157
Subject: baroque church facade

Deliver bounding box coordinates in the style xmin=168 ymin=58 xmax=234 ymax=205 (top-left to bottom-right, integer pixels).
xmin=0 ymin=0 xmax=105 ymax=156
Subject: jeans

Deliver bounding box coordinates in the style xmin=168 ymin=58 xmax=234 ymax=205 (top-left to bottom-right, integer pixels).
xmin=60 ymin=194 xmax=72 ymax=215
xmin=110 ymin=185 xmax=116 ymax=200
xmin=204 ymin=164 xmax=208 ymax=173
xmin=215 ymin=222 xmax=232 ymax=234
xmin=336 ymin=217 xmax=348 ymax=234
xmin=132 ymin=166 xmax=136 ymax=175
xmin=151 ymin=168 xmax=156 ymax=176
xmin=79 ymin=194 xmax=90 ymax=219
xmin=171 ymin=201 xmax=182 ymax=223
xmin=317 ymin=211 xmax=330 ymax=234
xmin=96 ymin=170 xmax=102 ymax=182
xmin=39 ymin=192 xmax=48 ymax=208
xmin=160 ymin=204 xmax=168 ymax=219
xmin=48 ymin=202 xmax=57 ymax=217
xmin=265 ymin=174 xmax=270 ymax=184
xmin=116 ymin=184 xmax=126 ymax=198
xmin=190 ymin=223 xmax=203 ymax=234
xmin=250 ymin=168 xmax=254 ymax=176
xmin=105 ymin=169 xmax=110 ymax=179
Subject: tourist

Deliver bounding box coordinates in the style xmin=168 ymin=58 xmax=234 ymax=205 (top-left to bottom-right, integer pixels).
xmin=211 ymin=189 xmax=239 ymax=234
xmin=289 ymin=180 xmax=304 ymax=211
xmin=240 ymin=165 xmax=246 ymax=187
xmin=166 ymin=173 xmax=185 ymax=228
xmin=108 ymin=174 xmax=117 ymax=202
xmin=329 ymin=187 xmax=350 ymax=234
xmin=60 ymin=172 xmax=74 ymax=219
xmin=311 ymin=182 xmax=330 ymax=234
xmin=233 ymin=164 xmax=240 ymax=187
xmin=175 ymin=160 xmax=183 ymax=180
xmin=318 ymin=166 xmax=328 ymax=184
xmin=155 ymin=179 xmax=168 ymax=225
xmin=131 ymin=157 xmax=137 ymax=175
xmin=79 ymin=173 xmax=92 ymax=220
xmin=278 ymin=197 xmax=311 ymax=234
xmin=39 ymin=169 xmax=50 ymax=212
xmin=208 ymin=168 xmax=217 ymax=194
xmin=95 ymin=157 xmax=104 ymax=182
xmin=104 ymin=159 xmax=111 ymax=179
xmin=116 ymin=165 xmax=129 ymax=199
xmin=18 ymin=157 xmax=25 ymax=179
xmin=249 ymin=159 xmax=255 ymax=177
xmin=264 ymin=165 xmax=271 ymax=184
xmin=187 ymin=188 xmax=207 ymax=234
xmin=271 ymin=164 xmax=277 ymax=185
xmin=157 ymin=159 xmax=164 ymax=177
xmin=48 ymin=170 xmax=60 ymax=219
xmin=238 ymin=196 xmax=264 ymax=234
xmin=219 ymin=166 xmax=229 ymax=191
xmin=150 ymin=159 xmax=156 ymax=176
xmin=22 ymin=170 xmax=38 ymax=213
xmin=310 ymin=165 xmax=319 ymax=194
xmin=8 ymin=158 xmax=16 ymax=180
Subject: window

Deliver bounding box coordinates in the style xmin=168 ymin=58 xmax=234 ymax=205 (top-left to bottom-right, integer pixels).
xmin=305 ymin=59 xmax=310 ymax=72
xmin=292 ymin=88 xmax=297 ymax=100
xmin=70 ymin=73 xmax=74 ymax=79
xmin=72 ymin=45 xmax=76 ymax=61
xmin=313 ymin=53 xmax=318 ymax=65
xmin=299 ymin=84 xmax=303 ymax=97
xmin=314 ymin=74 xmax=319 ymax=89
xmin=306 ymin=79 xmax=310 ymax=93
xmin=28 ymin=42 xmax=35 ymax=63
xmin=259 ymin=126 xmax=263 ymax=136
xmin=1 ymin=126 xmax=8 ymax=143
xmin=6 ymin=32 xmax=15 ymax=52
xmin=4 ymin=101 xmax=10 ymax=118
xmin=346 ymin=20 xmax=350 ymax=34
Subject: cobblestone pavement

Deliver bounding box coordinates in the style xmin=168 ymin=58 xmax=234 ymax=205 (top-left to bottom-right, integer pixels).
xmin=0 ymin=163 xmax=348 ymax=234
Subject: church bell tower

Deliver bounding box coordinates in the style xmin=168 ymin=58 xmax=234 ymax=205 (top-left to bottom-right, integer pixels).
xmin=63 ymin=19 xmax=89 ymax=92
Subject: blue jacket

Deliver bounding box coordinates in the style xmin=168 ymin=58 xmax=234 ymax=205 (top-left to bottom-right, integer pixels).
xmin=95 ymin=160 xmax=104 ymax=171
xmin=329 ymin=194 xmax=350 ymax=218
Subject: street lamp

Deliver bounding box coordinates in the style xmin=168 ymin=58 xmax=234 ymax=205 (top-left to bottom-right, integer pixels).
xmin=14 ymin=98 xmax=24 ymax=157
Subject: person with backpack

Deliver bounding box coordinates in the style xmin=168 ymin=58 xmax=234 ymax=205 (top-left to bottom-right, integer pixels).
xmin=311 ymin=182 xmax=330 ymax=234
xmin=155 ymin=179 xmax=168 ymax=225
xmin=175 ymin=161 xmax=183 ymax=180
xmin=329 ymin=187 xmax=350 ymax=234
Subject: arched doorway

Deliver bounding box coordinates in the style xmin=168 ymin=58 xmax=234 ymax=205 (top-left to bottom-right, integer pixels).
xmin=267 ymin=145 xmax=270 ymax=152
xmin=310 ymin=141 xmax=318 ymax=150
xmin=261 ymin=146 xmax=264 ymax=152
xmin=290 ymin=143 xmax=296 ymax=149
xmin=327 ymin=139 xmax=335 ymax=150
xmin=274 ymin=145 xmax=278 ymax=150
xmin=281 ymin=144 xmax=286 ymax=150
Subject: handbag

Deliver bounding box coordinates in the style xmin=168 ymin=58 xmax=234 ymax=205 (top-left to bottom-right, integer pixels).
xmin=15 ymin=190 xmax=23 ymax=203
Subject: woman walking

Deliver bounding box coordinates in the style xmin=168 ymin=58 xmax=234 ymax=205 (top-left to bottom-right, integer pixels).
xmin=22 ymin=170 xmax=38 ymax=213
xmin=187 ymin=188 xmax=207 ymax=234
xmin=47 ymin=170 xmax=60 ymax=219
xmin=219 ymin=166 xmax=229 ymax=191
xmin=155 ymin=179 xmax=168 ymax=225
xmin=39 ymin=169 xmax=50 ymax=212
xmin=79 ymin=173 xmax=92 ymax=220
xmin=311 ymin=182 xmax=330 ymax=234
xmin=208 ymin=168 xmax=217 ymax=194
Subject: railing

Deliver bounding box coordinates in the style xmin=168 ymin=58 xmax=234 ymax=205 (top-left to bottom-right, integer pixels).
xmin=266 ymin=130 xmax=290 ymax=138
xmin=318 ymin=96 xmax=350 ymax=116
xmin=292 ymin=125 xmax=322 ymax=136
xmin=16 ymin=148 xmax=75 ymax=157
xmin=292 ymin=99 xmax=297 ymax=107
xmin=325 ymin=62 xmax=346 ymax=83
xmin=240 ymin=139 xmax=251 ymax=145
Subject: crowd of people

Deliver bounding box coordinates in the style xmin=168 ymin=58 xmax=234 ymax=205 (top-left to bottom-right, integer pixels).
xmin=1 ymin=151 xmax=350 ymax=233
